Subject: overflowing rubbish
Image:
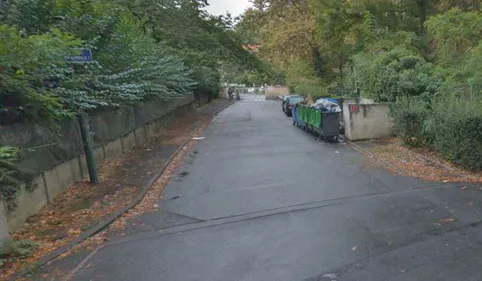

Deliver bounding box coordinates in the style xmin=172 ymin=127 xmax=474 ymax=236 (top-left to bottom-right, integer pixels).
xmin=312 ymin=98 xmax=342 ymax=113
xmin=291 ymin=101 xmax=340 ymax=142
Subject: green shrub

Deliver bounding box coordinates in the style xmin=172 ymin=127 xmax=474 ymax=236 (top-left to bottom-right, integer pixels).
xmin=0 ymin=146 xmax=20 ymax=200
xmin=0 ymin=25 xmax=82 ymax=122
xmin=0 ymin=239 xmax=38 ymax=267
xmin=392 ymin=96 xmax=482 ymax=172
xmin=391 ymin=98 xmax=432 ymax=147
xmin=429 ymin=97 xmax=482 ymax=172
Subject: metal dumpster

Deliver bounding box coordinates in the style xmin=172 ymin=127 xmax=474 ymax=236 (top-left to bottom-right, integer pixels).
xmin=297 ymin=104 xmax=340 ymax=142
xmin=291 ymin=104 xmax=302 ymax=127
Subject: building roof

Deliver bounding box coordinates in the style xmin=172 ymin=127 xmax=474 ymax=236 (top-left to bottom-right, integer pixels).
xmin=242 ymin=44 xmax=261 ymax=52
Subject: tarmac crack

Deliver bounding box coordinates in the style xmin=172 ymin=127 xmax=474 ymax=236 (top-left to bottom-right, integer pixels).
xmin=106 ymin=181 xmax=460 ymax=246
xmin=303 ymin=222 xmax=482 ymax=281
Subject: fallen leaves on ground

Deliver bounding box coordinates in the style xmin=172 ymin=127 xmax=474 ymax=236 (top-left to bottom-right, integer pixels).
xmin=1 ymin=163 xmax=134 ymax=280
xmin=363 ymin=138 xmax=482 ymax=183
xmin=108 ymin=114 xmax=214 ymax=233
xmin=0 ymin=100 xmax=231 ymax=281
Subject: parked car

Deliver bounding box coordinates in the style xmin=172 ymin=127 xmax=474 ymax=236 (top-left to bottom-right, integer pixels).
xmin=282 ymin=95 xmax=301 ymax=114
xmin=285 ymin=97 xmax=304 ymax=117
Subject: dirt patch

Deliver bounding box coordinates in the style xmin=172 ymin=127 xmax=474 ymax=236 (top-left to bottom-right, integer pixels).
xmin=1 ymin=99 xmax=232 ymax=281
xmin=357 ymin=138 xmax=482 ymax=183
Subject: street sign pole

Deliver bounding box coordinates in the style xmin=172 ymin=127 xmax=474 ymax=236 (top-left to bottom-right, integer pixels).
xmin=67 ymin=49 xmax=98 ymax=185
xmin=78 ymin=111 xmax=99 ymax=184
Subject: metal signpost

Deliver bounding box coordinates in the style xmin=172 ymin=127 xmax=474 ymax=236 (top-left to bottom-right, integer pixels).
xmin=67 ymin=49 xmax=99 ymax=184
xmin=66 ymin=48 xmax=94 ymax=64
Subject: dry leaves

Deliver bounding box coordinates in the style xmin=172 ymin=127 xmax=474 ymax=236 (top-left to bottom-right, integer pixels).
xmin=1 ymin=101 xmax=231 ymax=280
xmin=111 ymin=115 xmax=214 ymax=227
xmin=364 ymin=138 xmax=482 ymax=183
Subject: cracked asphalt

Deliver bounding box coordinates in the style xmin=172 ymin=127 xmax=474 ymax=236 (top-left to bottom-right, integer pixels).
xmin=69 ymin=97 xmax=482 ymax=281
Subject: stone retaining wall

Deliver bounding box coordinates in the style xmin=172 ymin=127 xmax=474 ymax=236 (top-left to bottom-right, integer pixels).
xmin=0 ymin=97 xmax=196 ymax=238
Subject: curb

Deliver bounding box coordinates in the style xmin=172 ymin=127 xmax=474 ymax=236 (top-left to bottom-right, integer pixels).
xmin=340 ymin=136 xmax=403 ymax=175
xmin=9 ymin=100 xmax=235 ymax=281
xmin=342 ymin=137 xmax=480 ymax=182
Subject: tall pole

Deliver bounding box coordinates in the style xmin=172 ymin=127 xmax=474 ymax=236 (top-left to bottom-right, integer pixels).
xmin=78 ymin=112 xmax=99 ymax=185
xmin=68 ymin=49 xmax=98 ymax=185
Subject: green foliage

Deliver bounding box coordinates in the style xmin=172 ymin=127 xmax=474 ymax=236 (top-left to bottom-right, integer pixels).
xmin=114 ymin=0 xmax=263 ymax=100
xmin=285 ymin=61 xmax=327 ymax=97
xmin=0 ymin=146 xmax=19 ymax=161
xmin=464 ymin=43 xmax=482 ymax=96
xmin=191 ymin=66 xmax=221 ymax=101
xmin=0 ymin=0 xmax=261 ymax=203
xmin=1 ymin=0 xmax=56 ymax=33
xmin=426 ymin=8 xmax=482 ymax=67
xmin=392 ymin=96 xmax=482 ymax=172
xmin=244 ymin=1 xmax=482 ymax=172
xmin=0 ymin=25 xmax=82 ymax=121
xmin=0 ymin=239 xmax=38 ymax=267
xmin=426 ymin=8 xmax=482 ymax=99
xmin=346 ymin=48 xmax=441 ymax=101
xmin=235 ymin=68 xmax=285 ymax=87
xmin=0 ymin=0 xmax=222 ymax=123
xmin=428 ymin=97 xmax=482 ymax=172
xmin=374 ymin=50 xmax=440 ymax=101
xmin=391 ymin=98 xmax=433 ymax=147
xmin=0 ymin=146 xmax=21 ymax=201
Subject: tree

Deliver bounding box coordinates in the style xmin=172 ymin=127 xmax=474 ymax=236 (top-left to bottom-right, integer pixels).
xmin=110 ymin=0 xmax=263 ymax=100
xmin=0 ymin=25 xmax=82 ymax=122
xmin=0 ymin=0 xmax=210 ymax=123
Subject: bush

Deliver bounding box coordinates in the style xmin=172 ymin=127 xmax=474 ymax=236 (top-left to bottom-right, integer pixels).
xmin=429 ymin=97 xmax=482 ymax=172
xmin=0 ymin=146 xmax=22 ymax=201
xmin=0 ymin=25 xmax=82 ymax=122
xmin=392 ymin=96 xmax=482 ymax=172
xmin=0 ymin=239 xmax=38 ymax=267
xmin=391 ymin=100 xmax=430 ymax=147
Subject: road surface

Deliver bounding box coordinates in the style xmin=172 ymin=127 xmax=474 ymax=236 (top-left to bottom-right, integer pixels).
xmin=71 ymin=98 xmax=482 ymax=281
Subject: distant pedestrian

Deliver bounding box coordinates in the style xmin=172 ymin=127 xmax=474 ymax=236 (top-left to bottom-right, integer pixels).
xmin=235 ymin=88 xmax=240 ymax=100
xmin=228 ymin=87 xmax=233 ymax=100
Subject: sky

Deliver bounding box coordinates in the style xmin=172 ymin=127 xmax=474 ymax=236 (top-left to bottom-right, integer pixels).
xmin=204 ymin=0 xmax=253 ymax=17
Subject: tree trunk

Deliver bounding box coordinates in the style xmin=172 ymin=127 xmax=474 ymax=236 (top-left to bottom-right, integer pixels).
xmin=312 ymin=47 xmax=327 ymax=79
xmin=417 ymin=0 xmax=428 ymax=36
xmin=338 ymin=53 xmax=344 ymax=82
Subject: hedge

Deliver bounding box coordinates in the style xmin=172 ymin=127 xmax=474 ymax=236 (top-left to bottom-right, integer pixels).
xmin=391 ymin=96 xmax=482 ymax=172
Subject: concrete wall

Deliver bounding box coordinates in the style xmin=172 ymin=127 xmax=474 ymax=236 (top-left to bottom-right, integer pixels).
xmin=343 ymin=98 xmax=375 ymax=105
xmin=343 ymin=100 xmax=393 ymax=141
xmin=0 ymin=201 xmax=8 ymax=239
xmin=0 ymin=100 xmax=196 ymax=239
xmin=218 ymin=88 xmax=229 ymax=99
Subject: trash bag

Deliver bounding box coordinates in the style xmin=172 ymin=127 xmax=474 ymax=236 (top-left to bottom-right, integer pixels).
xmin=312 ymin=98 xmax=342 ymax=113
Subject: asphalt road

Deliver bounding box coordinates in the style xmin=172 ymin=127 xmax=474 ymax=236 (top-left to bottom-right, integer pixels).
xmin=71 ymin=97 xmax=482 ymax=281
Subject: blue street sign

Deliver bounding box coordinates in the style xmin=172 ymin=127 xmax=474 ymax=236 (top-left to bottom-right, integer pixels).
xmin=66 ymin=48 xmax=94 ymax=63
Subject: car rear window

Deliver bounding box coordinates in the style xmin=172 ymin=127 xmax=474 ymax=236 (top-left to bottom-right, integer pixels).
xmin=284 ymin=95 xmax=300 ymax=100
xmin=289 ymin=98 xmax=304 ymax=104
